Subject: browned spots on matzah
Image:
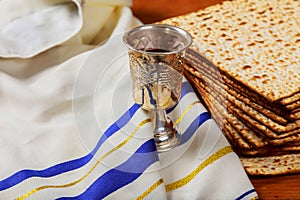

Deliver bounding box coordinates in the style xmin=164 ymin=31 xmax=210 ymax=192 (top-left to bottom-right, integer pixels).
xmin=162 ymin=0 xmax=300 ymax=102
xmin=241 ymin=154 xmax=300 ymax=175
xmin=161 ymin=0 xmax=300 ymax=175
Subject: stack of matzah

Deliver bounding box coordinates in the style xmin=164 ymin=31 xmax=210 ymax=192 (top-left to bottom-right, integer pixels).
xmin=161 ymin=0 xmax=300 ymax=175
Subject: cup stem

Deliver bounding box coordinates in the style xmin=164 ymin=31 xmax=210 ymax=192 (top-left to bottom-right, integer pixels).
xmin=151 ymin=108 xmax=180 ymax=152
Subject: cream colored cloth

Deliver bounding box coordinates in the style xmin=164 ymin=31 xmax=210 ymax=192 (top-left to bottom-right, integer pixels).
xmin=0 ymin=1 xmax=258 ymax=199
xmin=0 ymin=0 xmax=83 ymax=58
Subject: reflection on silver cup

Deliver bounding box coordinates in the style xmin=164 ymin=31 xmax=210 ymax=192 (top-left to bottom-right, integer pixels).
xmin=129 ymin=50 xmax=184 ymax=110
xmin=123 ymin=24 xmax=192 ymax=152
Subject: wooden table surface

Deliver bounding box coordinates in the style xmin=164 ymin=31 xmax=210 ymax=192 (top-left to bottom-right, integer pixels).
xmin=132 ymin=0 xmax=300 ymax=199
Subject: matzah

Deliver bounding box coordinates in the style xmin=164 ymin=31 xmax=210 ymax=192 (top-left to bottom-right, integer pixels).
xmin=160 ymin=0 xmax=300 ymax=175
xmin=185 ymin=69 xmax=300 ymax=175
xmin=187 ymin=68 xmax=300 ymax=145
xmin=183 ymin=53 xmax=300 ymax=174
xmin=185 ymin=49 xmax=300 ymax=122
xmin=185 ymin=50 xmax=300 ymax=136
xmin=162 ymin=0 xmax=300 ymax=103
xmin=241 ymin=154 xmax=300 ymax=175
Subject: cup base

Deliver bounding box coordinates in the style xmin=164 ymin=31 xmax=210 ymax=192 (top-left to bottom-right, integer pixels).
xmin=154 ymin=128 xmax=181 ymax=152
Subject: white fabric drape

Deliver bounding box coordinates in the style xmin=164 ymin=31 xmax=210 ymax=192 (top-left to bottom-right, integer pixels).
xmin=0 ymin=1 xmax=258 ymax=199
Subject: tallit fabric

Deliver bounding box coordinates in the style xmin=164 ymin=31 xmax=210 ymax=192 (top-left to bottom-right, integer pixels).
xmin=0 ymin=1 xmax=257 ymax=199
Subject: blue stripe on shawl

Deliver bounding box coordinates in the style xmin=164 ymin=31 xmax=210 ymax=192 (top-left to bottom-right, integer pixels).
xmin=56 ymin=139 xmax=158 ymax=200
xmin=0 ymin=104 xmax=140 ymax=191
xmin=235 ymin=189 xmax=257 ymax=200
xmin=180 ymin=112 xmax=211 ymax=145
xmin=0 ymin=82 xmax=194 ymax=191
xmin=57 ymin=106 xmax=211 ymax=199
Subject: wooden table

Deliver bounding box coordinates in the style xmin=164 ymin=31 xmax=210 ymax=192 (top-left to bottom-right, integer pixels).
xmin=132 ymin=0 xmax=300 ymax=199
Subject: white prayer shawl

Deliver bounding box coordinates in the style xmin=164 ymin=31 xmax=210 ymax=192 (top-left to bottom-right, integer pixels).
xmin=0 ymin=1 xmax=258 ymax=199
